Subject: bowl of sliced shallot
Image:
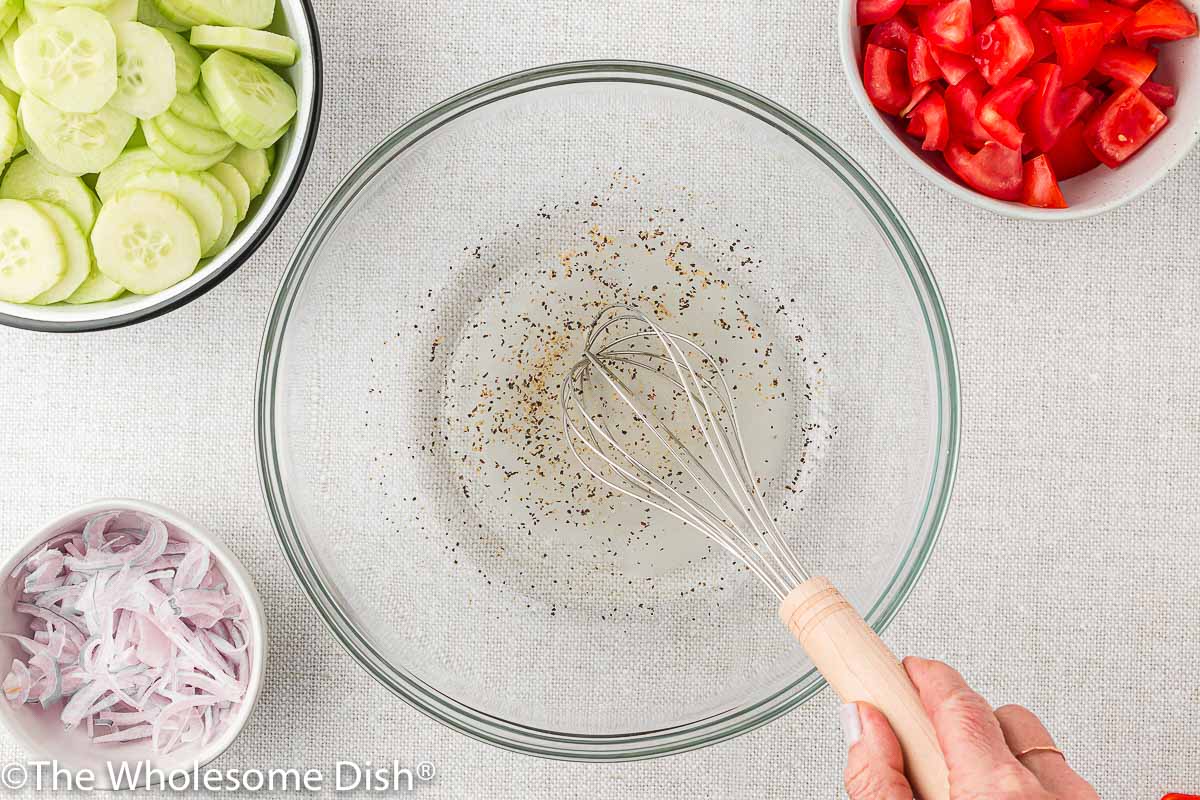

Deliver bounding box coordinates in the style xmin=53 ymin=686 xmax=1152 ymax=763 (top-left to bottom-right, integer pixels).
xmin=841 ymin=0 xmax=1200 ymax=218
xmin=0 ymin=500 xmax=264 ymax=788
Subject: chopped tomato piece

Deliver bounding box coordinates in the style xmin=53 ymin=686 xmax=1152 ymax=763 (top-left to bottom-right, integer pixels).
xmin=1053 ymin=22 xmax=1106 ymax=83
xmin=907 ymin=91 xmax=951 ymax=149
xmin=1066 ymin=1 xmax=1136 ymax=42
xmin=979 ymin=76 xmax=1036 ymax=148
xmin=931 ymin=45 xmax=978 ymax=82
xmin=1045 ymin=120 xmax=1102 ymax=177
xmin=859 ymin=0 xmax=907 ymax=25
xmin=901 ymin=82 xmax=937 ymax=115
xmin=1126 ymin=0 xmax=1199 ymax=46
xmin=909 ymin=35 xmax=944 ymax=82
xmin=1086 ymin=84 xmax=1109 ymax=106
xmin=868 ymin=17 xmax=916 ymax=49
xmin=1021 ymin=62 xmax=1096 ymax=152
xmin=971 ymin=0 xmax=995 ymax=28
xmin=945 ymin=140 xmax=1025 ymax=199
xmin=992 ymin=0 xmax=1039 ymax=17
xmin=1141 ymin=79 xmax=1178 ymax=107
xmin=1111 ymin=0 xmax=1142 ymax=7
xmin=1084 ymin=84 xmax=1169 ymax=166
xmin=920 ymin=0 xmax=976 ymax=53
xmin=1028 ymin=10 xmax=1063 ymax=62
xmin=1095 ymin=45 xmax=1158 ymax=86
xmin=864 ymin=44 xmax=913 ymax=115
xmin=1022 ymin=155 xmax=1069 ymax=207
xmin=975 ymin=14 xmax=1035 ymax=84
xmin=945 ymin=71 xmax=993 ymax=145
xmin=1041 ymin=0 xmax=1089 ymax=11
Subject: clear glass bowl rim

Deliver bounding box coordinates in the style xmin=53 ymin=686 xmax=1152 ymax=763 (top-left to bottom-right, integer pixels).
xmin=255 ymin=59 xmax=962 ymax=762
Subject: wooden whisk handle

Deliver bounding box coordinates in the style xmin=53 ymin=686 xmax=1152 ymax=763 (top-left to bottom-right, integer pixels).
xmin=779 ymin=577 xmax=950 ymax=800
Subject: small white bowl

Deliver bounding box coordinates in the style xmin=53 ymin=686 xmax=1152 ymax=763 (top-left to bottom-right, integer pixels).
xmin=839 ymin=0 xmax=1200 ymax=219
xmin=0 ymin=499 xmax=266 ymax=789
xmin=0 ymin=0 xmax=322 ymax=331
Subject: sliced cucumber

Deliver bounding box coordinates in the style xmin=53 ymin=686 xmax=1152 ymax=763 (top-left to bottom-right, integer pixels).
xmin=222 ymin=143 xmax=268 ymax=197
xmin=122 ymin=167 xmax=223 ymax=254
xmin=189 ymin=26 xmax=297 ymax=67
xmin=264 ymin=141 xmax=275 ymax=169
xmin=149 ymin=0 xmax=199 ymax=28
xmin=27 ymin=200 xmax=89 ymax=304
xmin=0 ymin=198 xmax=66 ymax=302
xmin=169 ymin=88 xmax=220 ymax=130
xmin=39 ymin=0 xmax=114 ymax=9
xmin=141 ymin=114 xmax=230 ymax=170
xmin=0 ymin=89 xmax=14 ymax=166
xmin=158 ymin=28 xmax=201 ymax=92
xmin=0 ymin=26 xmax=25 ymax=94
xmin=14 ymin=7 xmax=118 ymax=113
xmin=154 ymin=109 xmax=231 ymax=154
xmin=0 ymin=153 xmax=101 ymax=232
xmin=166 ymin=0 xmax=272 ymax=29
xmin=19 ymin=93 xmax=136 ymax=176
xmin=95 ymin=145 xmax=165 ymax=202
xmin=207 ymin=161 xmax=247 ymax=221
xmin=199 ymin=49 xmax=295 ymax=145
xmin=0 ymin=81 xmax=15 ymax=109
xmin=65 ymin=265 xmax=125 ymax=303
xmin=22 ymin=3 xmax=62 ymax=23
xmin=91 ymin=188 xmax=200 ymax=293
xmin=3 ymin=0 xmax=27 ymax=32
xmin=102 ymin=0 xmax=139 ymax=23
xmin=196 ymin=168 xmax=233 ymax=255
xmin=111 ymin=22 xmax=177 ymax=119
xmin=137 ymin=0 xmax=186 ymax=32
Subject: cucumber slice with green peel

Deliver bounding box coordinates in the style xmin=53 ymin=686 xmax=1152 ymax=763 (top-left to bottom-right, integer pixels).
xmin=196 ymin=168 xmax=233 ymax=256
xmin=19 ymin=93 xmax=136 ymax=176
xmin=15 ymin=8 xmax=118 ymax=113
xmin=0 ymin=153 xmax=100 ymax=231
xmin=137 ymin=0 xmax=185 ymax=32
xmin=154 ymin=108 xmax=232 ymax=154
xmin=0 ymin=0 xmax=20 ymax=34
xmin=64 ymin=264 xmax=124 ymax=303
xmin=264 ymin=141 xmax=275 ymax=169
xmin=27 ymin=199 xmax=89 ymax=304
xmin=199 ymin=49 xmax=295 ymax=142
xmin=158 ymin=28 xmax=200 ymax=92
xmin=169 ymin=88 xmax=220 ymax=130
xmin=189 ymin=26 xmax=298 ymax=67
xmin=141 ymin=113 xmax=230 ymax=169
xmin=0 ymin=27 xmax=25 ymax=94
xmin=95 ymin=145 xmax=165 ymax=201
xmin=223 ymin=117 xmax=288 ymax=150
xmin=222 ymin=143 xmax=268 ymax=197
xmin=0 ymin=91 xmax=15 ymax=166
xmin=149 ymin=0 xmax=199 ymax=28
xmin=111 ymin=22 xmax=177 ymax=119
xmin=0 ymin=82 xmax=16 ymax=109
xmin=207 ymin=161 xmax=247 ymax=221
xmin=167 ymin=0 xmax=272 ymax=29
xmin=0 ymin=198 xmax=66 ymax=302
xmin=122 ymin=167 xmax=223 ymax=254
xmin=91 ymin=188 xmax=200 ymax=293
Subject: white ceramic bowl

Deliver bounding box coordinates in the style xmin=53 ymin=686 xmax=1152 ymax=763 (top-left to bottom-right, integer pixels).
xmin=0 ymin=500 xmax=266 ymax=788
xmin=0 ymin=0 xmax=322 ymax=332
xmin=839 ymin=0 xmax=1200 ymax=219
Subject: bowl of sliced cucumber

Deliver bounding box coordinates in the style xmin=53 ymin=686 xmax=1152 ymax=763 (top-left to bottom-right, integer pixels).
xmin=0 ymin=0 xmax=320 ymax=332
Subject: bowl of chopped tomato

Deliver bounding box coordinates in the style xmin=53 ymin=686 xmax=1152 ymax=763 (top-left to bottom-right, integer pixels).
xmin=841 ymin=0 xmax=1200 ymax=218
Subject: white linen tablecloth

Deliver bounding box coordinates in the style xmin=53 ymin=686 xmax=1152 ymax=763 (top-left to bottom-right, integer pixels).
xmin=1 ymin=1 xmax=1197 ymax=796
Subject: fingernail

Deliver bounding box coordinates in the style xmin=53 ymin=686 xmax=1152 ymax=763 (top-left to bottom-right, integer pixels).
xmin=839 ymin=703 xmax=862 ymax=747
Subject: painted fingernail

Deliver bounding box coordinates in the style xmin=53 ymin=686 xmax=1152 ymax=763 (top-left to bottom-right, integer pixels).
xmin=839 ymin=703 xmax=862 ymax=747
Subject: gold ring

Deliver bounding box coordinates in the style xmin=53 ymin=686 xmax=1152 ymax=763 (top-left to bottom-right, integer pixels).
xmin=1015 ymin=745 xmax=1065 ymax=760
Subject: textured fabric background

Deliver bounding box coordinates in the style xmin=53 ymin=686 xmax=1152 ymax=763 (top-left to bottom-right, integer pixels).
xmin=1 ymin=1 xmax=1198 ymax=797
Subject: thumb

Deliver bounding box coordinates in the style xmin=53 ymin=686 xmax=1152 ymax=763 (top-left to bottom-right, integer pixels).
xmin=841 ymin=702 xmax=914 ymax=800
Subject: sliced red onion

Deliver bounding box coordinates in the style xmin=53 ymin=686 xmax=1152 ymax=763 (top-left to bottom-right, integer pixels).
xmin=2 ymin=512 xmax=249 ymax=754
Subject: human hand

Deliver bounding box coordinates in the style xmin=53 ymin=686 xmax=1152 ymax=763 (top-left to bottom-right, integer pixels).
xmin=839 ymin=657 xmax=1099 ymax=800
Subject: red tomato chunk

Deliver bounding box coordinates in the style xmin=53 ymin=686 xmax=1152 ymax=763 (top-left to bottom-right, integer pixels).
xmin=855 ymin=0 xmax=1195 ymax=207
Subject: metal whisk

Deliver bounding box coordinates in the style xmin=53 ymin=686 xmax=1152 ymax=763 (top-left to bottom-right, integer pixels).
xmin=560 ymin=304 xmax=949 ymax=800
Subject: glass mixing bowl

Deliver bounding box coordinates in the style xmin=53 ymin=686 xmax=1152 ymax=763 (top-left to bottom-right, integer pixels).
xmin=256 ymin=61 xmax=960 ymax=760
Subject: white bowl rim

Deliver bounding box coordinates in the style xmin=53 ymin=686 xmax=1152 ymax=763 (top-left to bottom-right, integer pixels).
xmin=0 ymin=0 xmax=324 ymax=333
xmin=837 ymin=0 xmax=1200 ymax=220
xmin=0 ymin=499 xmax=267 ymax=788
